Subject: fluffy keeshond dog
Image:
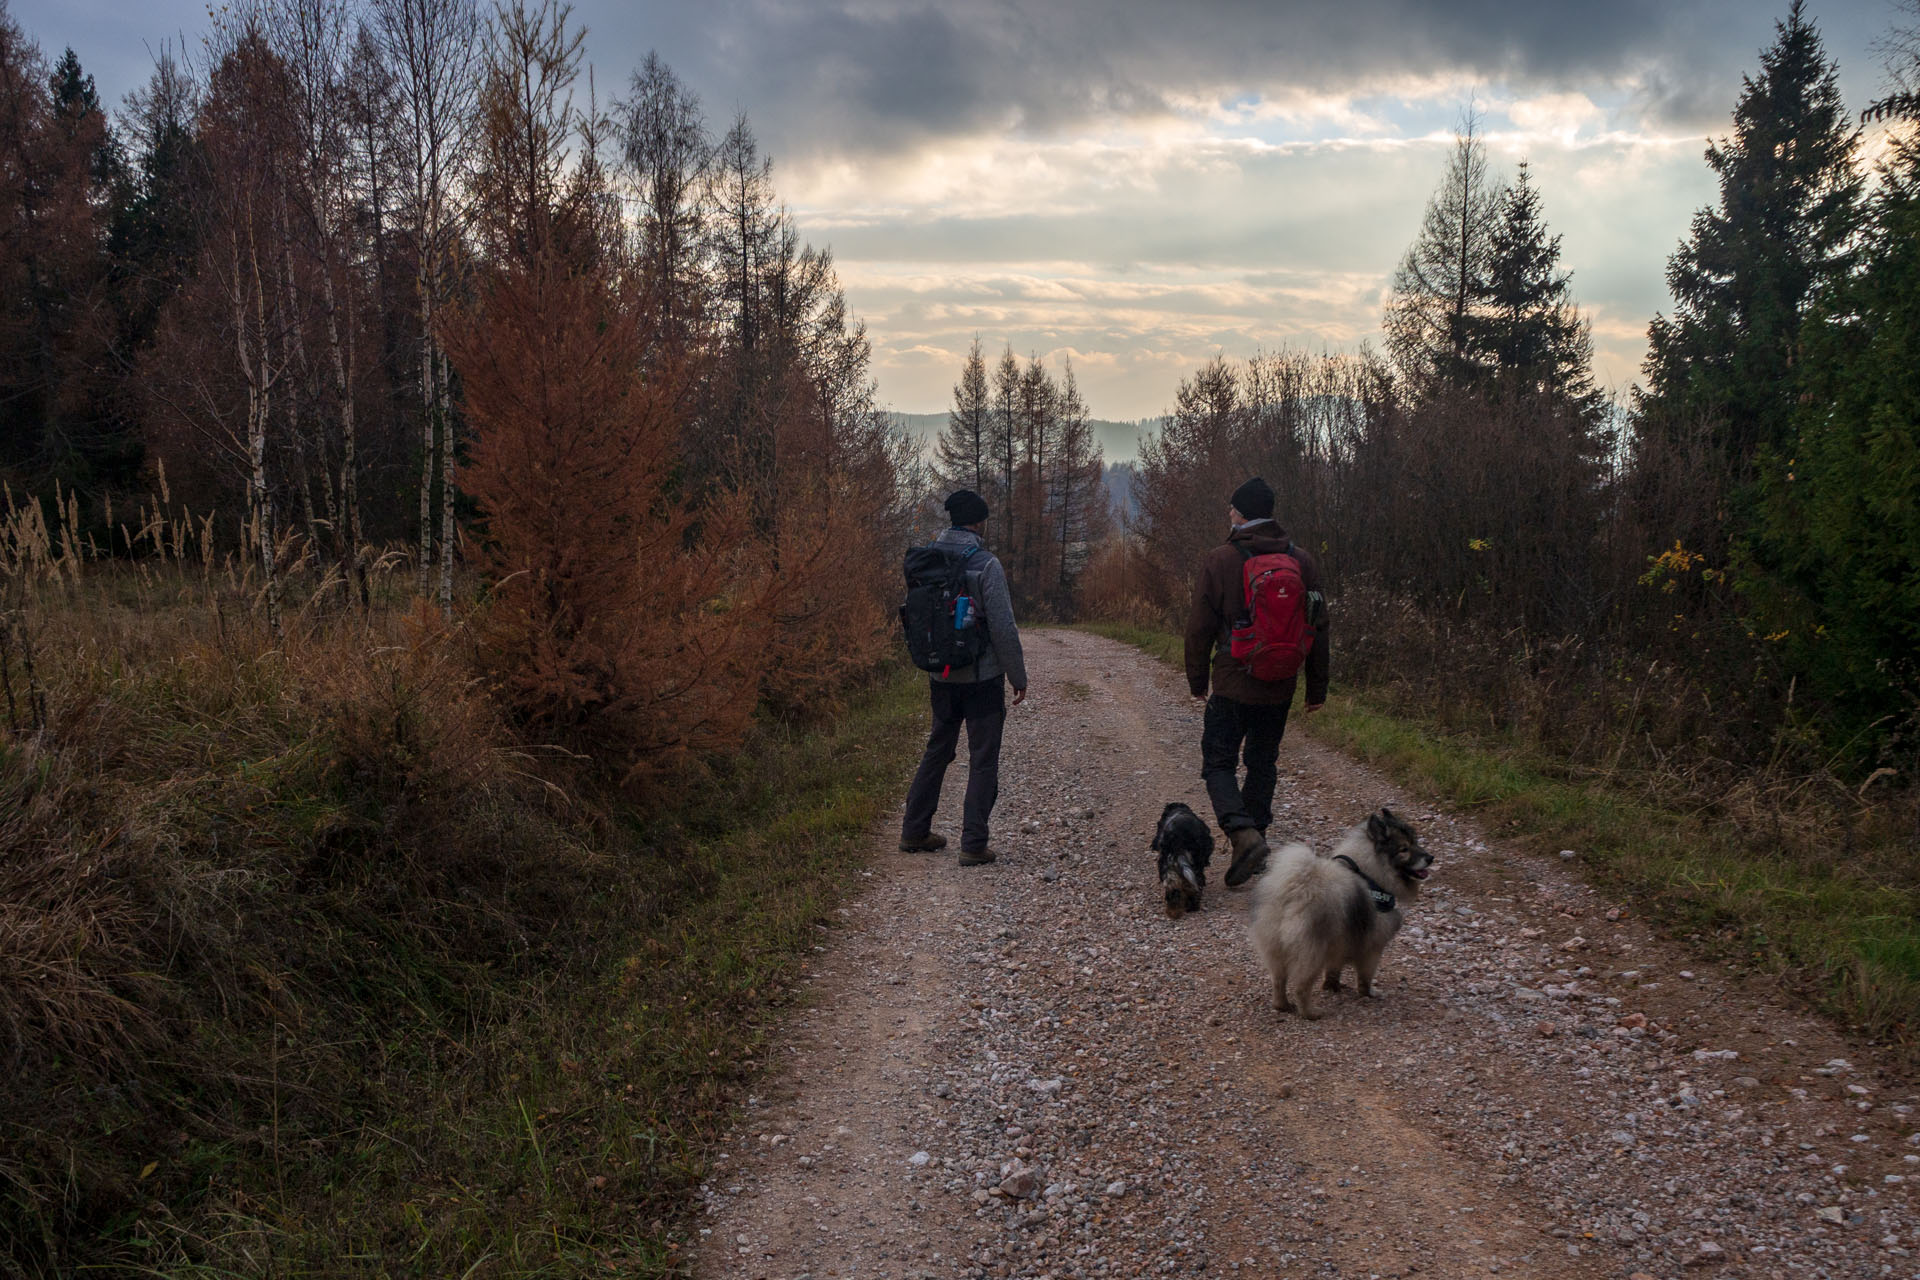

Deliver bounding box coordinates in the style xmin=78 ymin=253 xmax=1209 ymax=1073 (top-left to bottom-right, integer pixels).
xmin=1248 ymin=808 xmax=1434 ymax=1018
xmin=1151 ymin=801 xmax=1215 ymax=919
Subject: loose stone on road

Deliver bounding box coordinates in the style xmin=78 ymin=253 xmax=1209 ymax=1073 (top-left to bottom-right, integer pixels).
xmin=694 ymin=629 xmax=1920 ymax=1279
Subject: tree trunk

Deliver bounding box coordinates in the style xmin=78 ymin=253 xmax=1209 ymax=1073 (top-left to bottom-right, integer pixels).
xmin=437 ymin=340 xmax=454 ymax=615
xmin=418 ymin=270 xmax=435 ymax=599
xmin=234 ymin=214 xmax=282 ymax=637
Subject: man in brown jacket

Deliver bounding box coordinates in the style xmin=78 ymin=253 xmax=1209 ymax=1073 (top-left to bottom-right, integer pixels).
xmin=1183 ymin=476 xmax=1331 ymax=887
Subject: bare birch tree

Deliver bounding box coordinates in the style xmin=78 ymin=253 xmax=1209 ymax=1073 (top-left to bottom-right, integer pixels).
xmin=373 ymin=0 xmax=479 ymax=609
xmin=200 ymin=19 xmax=294 ymax=633
xmin=271 ymin=0 xmax=372 ymax=601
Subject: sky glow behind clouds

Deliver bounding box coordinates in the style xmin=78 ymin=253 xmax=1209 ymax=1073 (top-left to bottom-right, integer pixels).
xmin=13 ymin=0 xmax=1906 ymax=427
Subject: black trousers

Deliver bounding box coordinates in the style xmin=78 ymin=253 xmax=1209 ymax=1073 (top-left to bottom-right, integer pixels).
xmin=1201 ymin=694 xmax=1292 ymax=834
xmin=901 ymin=676 xmax=1006 ymax=854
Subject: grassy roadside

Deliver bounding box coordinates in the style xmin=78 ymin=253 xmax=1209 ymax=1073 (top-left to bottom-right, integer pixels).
xmin=613 ymin=667 xmax=928 ymax=1271
xmin=316 ymin=665 xmax=933 ymax=1278
xmin=3 ymin=618 xmax=928 ymax=1279
xmin=1076 ymin=621 xmax=1920 ymax=1062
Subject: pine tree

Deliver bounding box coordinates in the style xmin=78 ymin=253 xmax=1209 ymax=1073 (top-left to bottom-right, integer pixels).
xmin=1747 ymin=133 xmax=1920 ymax=745
xmin=1051 ymin=354 xmax=1106 ymax=594
xmin=0 ymin=28 xmax=137 ymax=499
xmin=50 ymin=47 xmax=124 ymax=193
xmin=1383 ymin=111 xmax=1502 ymax=394
xmin=1015 ymin=353 xmax=1056 ymax=585
xmin=447 ymin=254 xmax=760 ymax=771
xmin=114 ymin=49 xmax=202 ymax=339
xmin=990 ymin=343 xmax=1020 ymax=551
xmin=618 ymin=51 xmax=709 ymax=347
xmin=1636 ymin=0 xmax=1863 ymax=471
xmin=1469 ymin=162 xmax=1605 ymax=425
xmin=936 ymin=337 xmax=991 ymax=494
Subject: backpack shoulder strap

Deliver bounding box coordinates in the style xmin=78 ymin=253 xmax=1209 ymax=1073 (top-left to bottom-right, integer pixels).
xmin=938 ymin=542 xmax=982 ymax=591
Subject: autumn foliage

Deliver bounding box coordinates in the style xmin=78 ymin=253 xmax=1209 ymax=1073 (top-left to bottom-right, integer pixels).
xmin=445 ymin=258 xmax=757 ymax=774
xmin=436 ymin=0 xmax=903 ymax=772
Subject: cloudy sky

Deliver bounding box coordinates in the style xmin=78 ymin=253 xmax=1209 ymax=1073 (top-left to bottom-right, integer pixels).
xmin=15 ymin=0 xmax=1911 ymax=436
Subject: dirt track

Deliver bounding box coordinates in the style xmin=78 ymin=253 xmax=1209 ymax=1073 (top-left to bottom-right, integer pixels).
xmin=692 ymin=629 xmax=1920 ymax=1280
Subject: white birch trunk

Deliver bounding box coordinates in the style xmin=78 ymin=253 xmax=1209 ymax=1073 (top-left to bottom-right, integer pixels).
xmin=417 ymin=269 xmax=436 ymax=599
xmin=234 ymin=212 xmax=283 ymax=636
xmin=436 ymin=340 xmax=454 ymax=615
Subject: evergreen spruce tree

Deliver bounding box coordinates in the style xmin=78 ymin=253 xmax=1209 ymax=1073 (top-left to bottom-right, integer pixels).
xmin=1470 ymin=162 xmax=1604 ymax=427
xmin=1636 ymin=0 xmax=1863 ymax=472
xmin=1383 ymin=111 xmax=1502 ymax=394
xmin=990 ymin=343 xmax=1020 ymax=552
xmin=935 ymin=337 xmax=991 ymax=495
xmin=1051 ymin=355 xmax=1106 ymax=595
xmin=110 ymin=51 xmax=202 ymax=350
xmin=50 ymin=47 xmax=123 ymax=192
xmin=1748 ymin=133 xmax=1920 ymax=745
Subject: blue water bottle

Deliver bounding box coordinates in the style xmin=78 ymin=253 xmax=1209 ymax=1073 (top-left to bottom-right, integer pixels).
xmin=954 ymin=596 xmax=973 ymax=629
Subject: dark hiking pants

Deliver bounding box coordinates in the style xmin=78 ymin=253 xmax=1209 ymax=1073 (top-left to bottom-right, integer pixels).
xmin=1201 ymin=693 xmax=1292 ymax=834
xmin=902 ymin=676 xmax=1006 ymax=855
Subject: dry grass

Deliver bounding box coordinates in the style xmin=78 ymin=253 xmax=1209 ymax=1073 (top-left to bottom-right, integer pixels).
xmin=0 ymin=492 xmax=927 ymax=1276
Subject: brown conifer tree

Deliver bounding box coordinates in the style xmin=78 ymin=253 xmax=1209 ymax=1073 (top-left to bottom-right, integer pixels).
xmin=447 ymin=257 xmax=761 ymax=774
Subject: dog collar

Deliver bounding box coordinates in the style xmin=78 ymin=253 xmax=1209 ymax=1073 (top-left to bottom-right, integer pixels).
xmin=1332 ymin=855 xmax=1397 ymax=913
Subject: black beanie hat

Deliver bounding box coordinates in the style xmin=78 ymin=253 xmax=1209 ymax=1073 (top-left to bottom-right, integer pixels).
xmin=1230 ymin=476 xmax=1275 ymax=520
xmin=945 ymin=489 xmax=990 ymax=526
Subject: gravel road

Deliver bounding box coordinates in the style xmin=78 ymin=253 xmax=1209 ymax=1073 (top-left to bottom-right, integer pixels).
xmin=692 ymin=629 xmax=1920 ymax=1280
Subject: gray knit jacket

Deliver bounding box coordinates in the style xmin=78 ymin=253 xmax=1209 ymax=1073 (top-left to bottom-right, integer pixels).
xmin=928 ymin=527 xmax=1027 ymax=690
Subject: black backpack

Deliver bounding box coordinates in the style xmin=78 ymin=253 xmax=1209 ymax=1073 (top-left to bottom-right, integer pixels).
xmin=900 ymin=543 xmax=992 ymax=676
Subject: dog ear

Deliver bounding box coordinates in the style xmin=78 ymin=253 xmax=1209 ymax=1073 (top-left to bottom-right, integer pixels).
xmin=1366 ymin=812 xmax=1388 ymax=842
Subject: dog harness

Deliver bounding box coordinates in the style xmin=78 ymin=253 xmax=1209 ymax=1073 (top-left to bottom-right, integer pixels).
xmin=1332 ymin=855 xmax=1397 ymax=913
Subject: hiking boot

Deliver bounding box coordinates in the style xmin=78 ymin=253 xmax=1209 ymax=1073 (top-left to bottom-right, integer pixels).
xmin=900 ymin=832 xmax=948 ymax=852
xmin=958 ymin=847 xmax=997 ymax=867
xmin=1223 ymin=827 xmax=1271 ymax=887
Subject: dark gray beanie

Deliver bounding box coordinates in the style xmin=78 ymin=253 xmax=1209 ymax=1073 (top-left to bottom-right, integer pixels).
xmin=945 ymin=489 xmax=990 ymax=526
xmin=1230 ymin=477 xmax=1274 ymax=520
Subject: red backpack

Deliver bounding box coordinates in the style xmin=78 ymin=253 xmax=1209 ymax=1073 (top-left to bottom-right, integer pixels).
xmin=1228 ymin=543 xmax=1316 ymax=681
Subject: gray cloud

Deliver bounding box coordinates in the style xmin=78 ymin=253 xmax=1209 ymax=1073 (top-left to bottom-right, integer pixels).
xmin=6 ymin=0 xmax=1900 ymax=424
xmin=578 ymin=0 xmax=1893 ymax=159
xmin=14 ymin=0 xmax=1892 ymax=159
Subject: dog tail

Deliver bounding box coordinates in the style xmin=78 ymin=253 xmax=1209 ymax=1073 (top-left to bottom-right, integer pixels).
xmin=1250 ymin=842 xmax=1313 ymax=905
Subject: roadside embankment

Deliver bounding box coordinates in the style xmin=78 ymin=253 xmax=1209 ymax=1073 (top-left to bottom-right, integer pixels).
xmin=1 ymin=582 xmax=926 ymax=1277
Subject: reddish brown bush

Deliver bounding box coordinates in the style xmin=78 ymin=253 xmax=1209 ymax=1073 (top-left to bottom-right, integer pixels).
xmin=446 ymin=254 xmax=761 ymax=777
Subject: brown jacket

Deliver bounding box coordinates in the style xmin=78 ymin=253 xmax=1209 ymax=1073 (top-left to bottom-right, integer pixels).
xmin=1183 ymin=520 xmax=1331 ymax=706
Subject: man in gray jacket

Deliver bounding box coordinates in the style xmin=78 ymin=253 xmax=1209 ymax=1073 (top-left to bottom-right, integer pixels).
xmin=900 ymin=489 xmax=1028 ymax=866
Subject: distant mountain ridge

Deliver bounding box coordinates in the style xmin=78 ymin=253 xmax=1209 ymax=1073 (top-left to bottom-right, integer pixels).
xmin=887 ymin=412 xmax=1162 ymax=465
